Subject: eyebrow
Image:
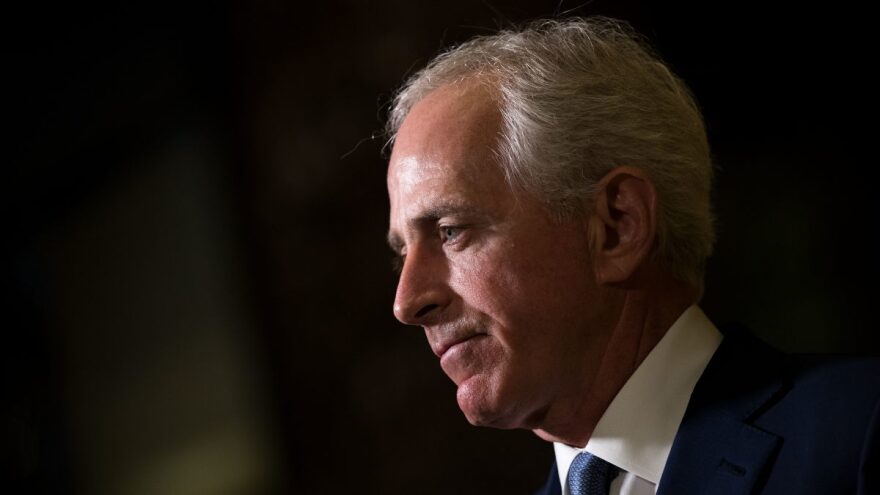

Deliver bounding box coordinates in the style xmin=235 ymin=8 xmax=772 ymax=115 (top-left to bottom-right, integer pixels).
xmin=386 ymin=200 xmax=487 ymax=253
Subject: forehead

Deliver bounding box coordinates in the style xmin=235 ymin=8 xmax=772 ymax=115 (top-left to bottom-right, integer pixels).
xmin=387 ymin=83 xmax=513 ymax=242
xmin=390 ymin=82 xmax=501 ymax=176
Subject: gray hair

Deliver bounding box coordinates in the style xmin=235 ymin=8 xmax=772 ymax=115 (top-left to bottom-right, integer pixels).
xmin=386 ymin=17 xmax=715 ymax=290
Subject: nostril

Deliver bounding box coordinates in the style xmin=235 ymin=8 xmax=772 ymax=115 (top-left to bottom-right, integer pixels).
xmin=415 ymin=304 xmax=439 ymax=319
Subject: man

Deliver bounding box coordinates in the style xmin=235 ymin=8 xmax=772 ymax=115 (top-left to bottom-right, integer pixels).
xmin=385 ymin=17 xmax=879 ymax=494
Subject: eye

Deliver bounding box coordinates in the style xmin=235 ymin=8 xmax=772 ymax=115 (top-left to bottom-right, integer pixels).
xmin=440 ymin=225 xmax=462 ymax=243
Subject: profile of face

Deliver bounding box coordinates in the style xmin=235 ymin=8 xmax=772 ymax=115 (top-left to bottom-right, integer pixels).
xmin=387 ymin=82 xmax=618 ymax=431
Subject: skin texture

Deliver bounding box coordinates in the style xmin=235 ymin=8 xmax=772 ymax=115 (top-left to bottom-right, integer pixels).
xmin=387 ymin=81 xmax=697 ymax=447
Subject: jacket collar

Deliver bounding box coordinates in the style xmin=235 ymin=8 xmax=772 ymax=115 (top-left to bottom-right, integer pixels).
xmin=657 ymin=325 xmax=790 ymax=495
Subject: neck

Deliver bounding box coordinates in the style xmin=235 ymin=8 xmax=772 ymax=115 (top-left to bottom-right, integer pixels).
xmin=532 ymin=269 xmax=698 ymax=447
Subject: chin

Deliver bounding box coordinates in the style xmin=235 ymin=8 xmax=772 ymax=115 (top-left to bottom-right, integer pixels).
xmin=455 ymin=377 xmax=530 ymax=430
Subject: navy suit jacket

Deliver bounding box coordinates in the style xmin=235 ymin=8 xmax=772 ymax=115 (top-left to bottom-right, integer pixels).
xmin=534 ymin=327 xmax=880 ymax=494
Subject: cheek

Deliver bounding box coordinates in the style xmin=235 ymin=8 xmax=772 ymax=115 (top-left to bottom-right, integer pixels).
xmin=449 ymin=248 xmax=524 ymax=328
xmin=448 ymin=228 xmax=596 ymax=348
xmin=487 ymin=257 xmax=592 ymax=328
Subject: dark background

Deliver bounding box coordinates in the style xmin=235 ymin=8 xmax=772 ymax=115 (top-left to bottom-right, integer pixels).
xmin=5 ymin=1 xmax=877 ymax=493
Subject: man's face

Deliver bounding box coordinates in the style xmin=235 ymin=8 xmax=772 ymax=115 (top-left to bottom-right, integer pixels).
xmin=387 ymin=83 xmax=614 ymax=430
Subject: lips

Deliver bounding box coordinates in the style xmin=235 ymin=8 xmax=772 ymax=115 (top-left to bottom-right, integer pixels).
xmin=434 ymin=335 xmax=475 ymax=358
xmin=430 ymin=330 xmax=487 ymax=358
xmin=432 ymin=331 xmax=491 ymax=385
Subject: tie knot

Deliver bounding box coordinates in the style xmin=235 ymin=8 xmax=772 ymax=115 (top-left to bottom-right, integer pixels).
xmin=567 ymin=452 xmax=620 ymax=495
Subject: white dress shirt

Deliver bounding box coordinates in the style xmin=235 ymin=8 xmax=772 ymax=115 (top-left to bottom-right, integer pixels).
xmin=554 ymin=305 xmax=723 ymax=495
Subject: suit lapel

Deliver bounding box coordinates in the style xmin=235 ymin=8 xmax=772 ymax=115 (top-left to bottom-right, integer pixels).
xmin=533 ymin=459 xmax=562 ymax=495
xmin=657 ymin=327 xmax=789 ymax=495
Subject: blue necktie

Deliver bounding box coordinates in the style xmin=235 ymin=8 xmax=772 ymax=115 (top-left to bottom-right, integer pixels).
xmin=567 ymin=452 xmax=620 ymax=495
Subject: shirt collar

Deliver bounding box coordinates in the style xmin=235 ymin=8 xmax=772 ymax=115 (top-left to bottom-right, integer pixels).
xmin=554 ymin=305 xmax=723 ymax=486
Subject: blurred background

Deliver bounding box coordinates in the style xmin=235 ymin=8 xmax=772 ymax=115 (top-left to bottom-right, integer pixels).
xmin=4 ymin=1 xmax=877 ymax=493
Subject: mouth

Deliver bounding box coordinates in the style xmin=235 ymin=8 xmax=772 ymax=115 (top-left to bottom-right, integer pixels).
xmin=434 ymin=333 xmax=485 ymax=358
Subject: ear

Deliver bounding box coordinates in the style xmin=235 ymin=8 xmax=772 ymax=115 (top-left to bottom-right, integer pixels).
xmin=589 ymin=166 xmax=657 ymax=285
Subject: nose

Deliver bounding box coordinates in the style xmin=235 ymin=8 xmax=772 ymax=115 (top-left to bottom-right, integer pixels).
xmin=393 ymin=244 xmax=450 ymax=325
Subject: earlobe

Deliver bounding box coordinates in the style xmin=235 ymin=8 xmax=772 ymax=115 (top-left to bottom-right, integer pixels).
xmin=590 ymin=166 xmax=657 ymax=285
